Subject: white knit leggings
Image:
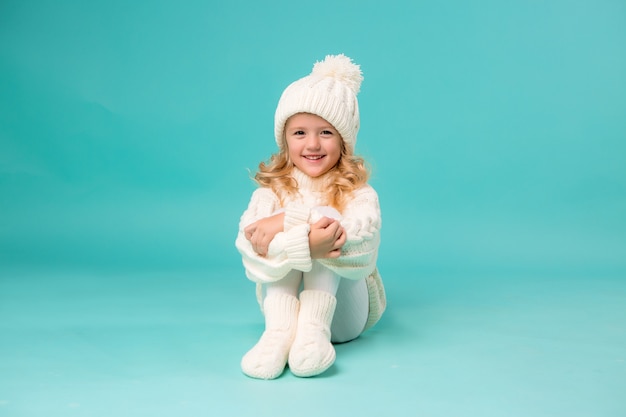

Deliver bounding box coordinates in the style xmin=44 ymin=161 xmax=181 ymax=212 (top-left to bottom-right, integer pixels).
xmin=264 ymin=261 xmax=369 ymax=343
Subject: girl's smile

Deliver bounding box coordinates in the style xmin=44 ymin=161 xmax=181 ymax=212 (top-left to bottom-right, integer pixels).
xmin=285 ymin=113 xmax=342 ymax=178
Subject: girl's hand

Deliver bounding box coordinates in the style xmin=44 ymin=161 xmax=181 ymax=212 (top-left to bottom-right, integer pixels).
xmin=309 ymin=217 xmax=346 ymax=259
xmin=244 ymin=212 xmax=285 ymax=257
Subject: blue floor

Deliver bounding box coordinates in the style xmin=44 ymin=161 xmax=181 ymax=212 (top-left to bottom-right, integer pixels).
xmin=1 ymin=266 xmax=624 ymax=417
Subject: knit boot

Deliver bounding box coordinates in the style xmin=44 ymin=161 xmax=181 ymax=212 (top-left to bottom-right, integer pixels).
xmin=241 ymin=293 xmax=299 ymax=379
xmin=288 ymin=290 xmax=337 ymax=377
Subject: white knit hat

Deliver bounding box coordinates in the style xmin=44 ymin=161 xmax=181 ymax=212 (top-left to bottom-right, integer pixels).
xmin=274 ymin=54 xmax=363 ymax=151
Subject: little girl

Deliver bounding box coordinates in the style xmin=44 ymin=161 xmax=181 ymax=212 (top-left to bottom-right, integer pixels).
xmin=235 ymin=54 xmax=386 ymax=379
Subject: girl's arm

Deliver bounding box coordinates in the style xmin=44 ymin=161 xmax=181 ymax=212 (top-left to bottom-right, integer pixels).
xmin=318 ymin=185 xmax=382 ymax=280
xmin=244 ymin=212 xmax=285 ymax=257
xmin=235 ymin=189 xmax=314 ymax=283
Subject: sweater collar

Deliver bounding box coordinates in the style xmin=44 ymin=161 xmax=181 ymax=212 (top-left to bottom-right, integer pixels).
xmin=291 ymin=167 xmax=330 ymax=193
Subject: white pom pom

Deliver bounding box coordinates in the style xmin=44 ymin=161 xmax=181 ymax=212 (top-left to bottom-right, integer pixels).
xmin=311 ymin=54 xmax=363 ymax=94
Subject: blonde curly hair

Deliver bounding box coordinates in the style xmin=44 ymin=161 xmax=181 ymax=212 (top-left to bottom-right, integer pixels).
xmin=254 ymin=135 xmax=369 ymax=213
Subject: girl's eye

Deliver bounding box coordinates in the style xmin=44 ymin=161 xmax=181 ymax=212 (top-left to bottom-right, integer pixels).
xmin=321 ymin=130 xmax=334 ymax=135
xmin=293 ymin=130 xmax=305 ymax=136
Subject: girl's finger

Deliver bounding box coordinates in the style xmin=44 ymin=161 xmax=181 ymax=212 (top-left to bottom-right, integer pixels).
xmin=244 ymin=225 xmax=256 ymax=240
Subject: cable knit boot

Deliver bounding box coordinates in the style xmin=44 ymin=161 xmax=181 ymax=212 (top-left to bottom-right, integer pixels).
xmin=288 ymin=290 xmax=337 ymax=377
xmin=241 ymin=293 xmax=299 ymax=379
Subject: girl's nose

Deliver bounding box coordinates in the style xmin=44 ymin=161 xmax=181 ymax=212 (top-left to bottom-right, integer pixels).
xmin=306 ymin=134 xmax=321 ymax=149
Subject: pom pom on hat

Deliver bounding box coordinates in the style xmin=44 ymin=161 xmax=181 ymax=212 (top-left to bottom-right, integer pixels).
xmin=311 ymin=54 xmax=363 ymax=95
xmin=274 ymin=54 xmax=363 ymax=151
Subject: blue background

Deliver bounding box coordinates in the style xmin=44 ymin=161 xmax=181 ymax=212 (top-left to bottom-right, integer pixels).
xmin=1 ymin=0 xmax=625 ymax=416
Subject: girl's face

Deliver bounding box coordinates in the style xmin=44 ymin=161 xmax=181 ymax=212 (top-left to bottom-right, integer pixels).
xmin=284 ymin=113 xmax=342 ymax=178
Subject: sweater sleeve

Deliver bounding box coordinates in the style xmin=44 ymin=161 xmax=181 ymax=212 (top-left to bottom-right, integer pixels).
xmin=235 ymin=188 xmax=313 ymax=284
xmin=318 ymin=185 xmax=382 ymax=280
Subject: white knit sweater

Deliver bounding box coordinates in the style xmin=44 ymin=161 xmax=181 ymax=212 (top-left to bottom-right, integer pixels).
xmin=235 ymin=168 xmax=382 ymax=284
xmin=235 ymin=168 xmax=386 ymax=330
